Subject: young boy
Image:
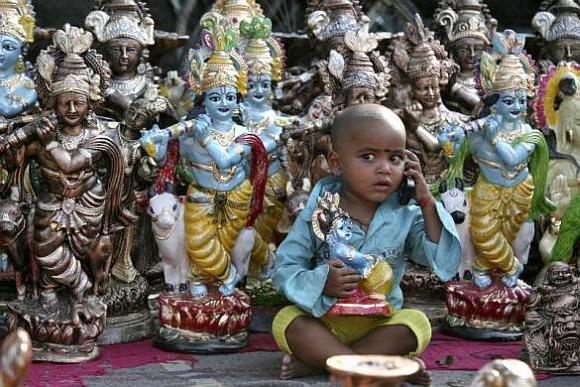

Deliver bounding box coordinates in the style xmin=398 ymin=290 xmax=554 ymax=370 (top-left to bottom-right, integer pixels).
xmin=271 ymin=104 xmax=461 ymax=382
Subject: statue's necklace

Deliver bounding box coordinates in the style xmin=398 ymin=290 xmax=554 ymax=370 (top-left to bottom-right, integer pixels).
xmin=57 ymin=128 xmax=87 ymax=150
xmin=209 ymin=127 xmax=236 ymax=147
xmin=0 ymin=74 xmax=21 ymax=93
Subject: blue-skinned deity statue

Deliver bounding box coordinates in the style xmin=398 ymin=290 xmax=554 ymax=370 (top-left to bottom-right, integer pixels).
xmin=140 ymin=22 xmax=271 ymax=299
xmin=239 ymin=17 xmax=290 ymax=255
xmin=0 ymin=1 xmax=36 ymax=120
xmin=438 ymin=30 xmax=555 ymax=289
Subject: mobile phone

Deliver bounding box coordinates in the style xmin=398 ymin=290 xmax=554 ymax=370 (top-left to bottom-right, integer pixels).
xmin=399 ymin=166 xmax=416 ymax=205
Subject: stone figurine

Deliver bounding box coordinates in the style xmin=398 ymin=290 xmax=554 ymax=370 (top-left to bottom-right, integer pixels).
xmin=533 ymin=0 xmax=580 ymax=73
xmin=523 ymin=261 xmax=580 ymax=374
xmin=434 ymin=0 xmax=497 ymax=115
xmin=438 ymin=30 xmax=555 ymax=340
xmin=0 ymin=25 xmax=136 ymax=362
xmin=85 ymin=0 xmax=156 ymax=122
xmin=389 ymin=14 xmax=468 ymax=185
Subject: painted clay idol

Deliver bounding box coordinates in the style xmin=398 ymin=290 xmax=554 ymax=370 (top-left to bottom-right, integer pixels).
xmin=312 ymin=192 xmax=393 ymax=316
xmin=140 ymin=21 xmax=270 ymax=353
xmin=438 ymin=30 xmax=555 ymax=340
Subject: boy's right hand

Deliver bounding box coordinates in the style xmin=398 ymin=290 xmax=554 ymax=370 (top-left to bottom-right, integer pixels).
xmin=323 ymin=260 xmax=361 ymax=298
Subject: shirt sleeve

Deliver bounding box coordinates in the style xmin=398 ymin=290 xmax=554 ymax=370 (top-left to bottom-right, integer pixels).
xmin=271 ymin=183 xmax=337 ymax=318
xmin=404 ymin=202 xmax=462 ymax=282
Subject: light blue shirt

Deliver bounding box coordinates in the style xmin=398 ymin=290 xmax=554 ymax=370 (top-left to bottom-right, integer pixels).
xmin=272 ymin=176 xmax=462 ymax=318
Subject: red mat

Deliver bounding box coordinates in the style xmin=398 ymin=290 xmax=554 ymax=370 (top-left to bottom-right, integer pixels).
xmin=26 ymin=339 xmax=196 ymax=387
xmin=24 ymin=331 xmax=548 ymax=385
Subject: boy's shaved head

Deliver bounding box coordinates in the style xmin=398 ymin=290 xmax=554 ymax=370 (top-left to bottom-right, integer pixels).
xmin=331 ymin=104 xmax=406 ymax=151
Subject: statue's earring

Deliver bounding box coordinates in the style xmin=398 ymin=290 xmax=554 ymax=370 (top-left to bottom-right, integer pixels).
xmin=15 ymin=55 xmax=25 ymax=73
xmin=491 ymin=106 xmax=497 ymax=115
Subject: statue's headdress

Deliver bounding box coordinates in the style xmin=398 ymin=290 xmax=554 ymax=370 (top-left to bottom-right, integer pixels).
xmin=85 ymin=0 xmax=154 ymax=46
xmin=478 ymin=30 xmax=535 ymax=96
xmin=208 ymin=0 xmax=264 ymax=29
xmin=185 ymin=15 xmax=248 ymax=96
xmin=311 ymin=192 xmax=350 ymax=242
xmin=341 ymin=23 xmax=390 ymax=99
xmin=391 ymin=14 xmax=451 ymax=82
xmin=239 ymin=17 xmax=284 ymax=81
xmin=307 ymin=0 xmax=363 ymax=43
xmin=35 ymin=24 xmax=111 ymax=108
xmin=0 ymin=0 xmax=34 ymax=43
xmin=435 ymin=0 xmax=497 ymax=46
xmin=533 ymin=0 xmax=580 ymax=42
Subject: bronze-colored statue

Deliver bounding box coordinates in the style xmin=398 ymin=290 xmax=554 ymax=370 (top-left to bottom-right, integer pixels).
xmin=533 ymin=0 xmax=580 ymax=72
xmin=277 ymin=0 xmax=365 ymax=115
xmin=0 ymin=24 xmax=135 ymax=362
xmin=523 ymin=261 xmax=580 ymax=374
xmin=434 ymin=0 xmax=497 ymax=114
xmin=85 ymin=0 xmax=156 ymax=122
xmin=389 ymin=14 xmax=468 ymax=184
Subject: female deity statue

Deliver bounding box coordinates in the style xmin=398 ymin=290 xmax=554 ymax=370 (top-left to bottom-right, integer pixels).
xmin=533 ymin=62 xmax=580 ymax=262
xmin=389 ymin=14 xmax=468 ymax=185
xmin=434 ymin=0 xmax=497 ymax=115
xmin=0 ymin=0 xmax=36 ymax=120
xmin=0 ymin=24 xmax=135 ymax=362
xmin=438 ymin=31 xmax=555 ymax=340
xmin=140 ymin=22 xmax=270 ymax=352
xmin=533 ymin=0 xmax=580 ymax=73
xmin=239 ymin=17 xmax=288 ymax=252
xmin=85 ymin=0 xmax=155 ymax=122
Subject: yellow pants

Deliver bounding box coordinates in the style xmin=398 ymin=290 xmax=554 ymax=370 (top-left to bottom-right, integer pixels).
xmin=272 ymin=305 xmax=431 ymax=356
xmin=470 ymin=175 xmax=533 ymax=275
xmin=184 ymin=181 xmax=270 ymax=281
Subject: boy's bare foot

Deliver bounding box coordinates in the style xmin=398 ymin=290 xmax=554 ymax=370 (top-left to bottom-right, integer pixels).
xmin=406 ymin=358 xmax=431 ymax=386
xmin=280 ymin=354 xmax=322 ymax=380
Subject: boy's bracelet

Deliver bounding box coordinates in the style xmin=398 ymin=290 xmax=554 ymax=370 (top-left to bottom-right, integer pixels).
xmin=418 ymin=196 xmax=435 ymax=209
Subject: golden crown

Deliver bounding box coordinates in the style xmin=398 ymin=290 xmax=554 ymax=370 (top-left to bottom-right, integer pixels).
xmin=0 ymin=0 xmax=34 ymax=43
xmin=479 ymin=30 xmax=535 ymax=95
xmin=187 ymin=19 xmax=247 ymax=95
xmin=240 ymin=17 xmax=284 ymax=81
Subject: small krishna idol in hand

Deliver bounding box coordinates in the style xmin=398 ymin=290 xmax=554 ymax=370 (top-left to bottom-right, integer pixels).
xmin=312 ymin=192 xmax=393 ymax=316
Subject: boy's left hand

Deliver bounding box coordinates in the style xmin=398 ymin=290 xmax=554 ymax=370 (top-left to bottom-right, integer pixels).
xmin=404 ymin=150 xmax=435 ymax=207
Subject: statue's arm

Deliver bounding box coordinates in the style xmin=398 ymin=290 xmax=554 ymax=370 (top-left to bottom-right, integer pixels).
xmin=203 ymin=140 xmax=249 ymax=170
xmin=495 ymin=141 xmax=535 ymax=167
xmin=415 ymin=125 xmax=440 ymax=150
xmin=45 ymin=143 xmax=101 ymax=174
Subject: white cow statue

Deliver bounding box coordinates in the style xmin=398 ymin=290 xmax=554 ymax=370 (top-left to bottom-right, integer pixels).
xmin=439 ymin=178 xmax=535 ymax=282
xmin=147 ymin=192 xmax=189 ymax=293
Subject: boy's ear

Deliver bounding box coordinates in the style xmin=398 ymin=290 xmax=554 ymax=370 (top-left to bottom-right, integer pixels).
xmin=328 ymin=150 xmax=341 ymax=176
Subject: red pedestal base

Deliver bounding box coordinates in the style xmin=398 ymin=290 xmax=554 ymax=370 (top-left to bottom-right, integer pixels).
xmin=442 ymin=279 xmax=531 ymax=341
xmin=327 ymin=288 xmax=391 ymax=317
xmin=155 ymin=288 xmax=252 ymax=353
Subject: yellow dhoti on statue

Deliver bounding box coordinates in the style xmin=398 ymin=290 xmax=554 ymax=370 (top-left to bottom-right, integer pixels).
xmin=251 ymin=170 xmax=288 ymax=270
xmin=184 ymin=180 xmax=270 ymax=282
xmin=469 ymin=175 xmax=534 ymax=275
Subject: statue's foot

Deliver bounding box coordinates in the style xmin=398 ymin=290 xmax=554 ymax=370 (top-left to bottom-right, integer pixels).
xmin=190 ymin=283 xmax=208 ymax=298
xmin=218 ymin=282 xmax=236 ymax=296
xmin=178 ymin=283 xmax=188 ymax=293
xmin=164 ymin=283 xmax=175 ymax=293
xmin=472 ymin=270 xmax=492 ymax=289
xmin=255 ymin=250 xmax=276 ymax=280
xmin=463 ymin=270 xmax=473 ymax=281
xmin=502 ymin=262 xmax=524 ymax=288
